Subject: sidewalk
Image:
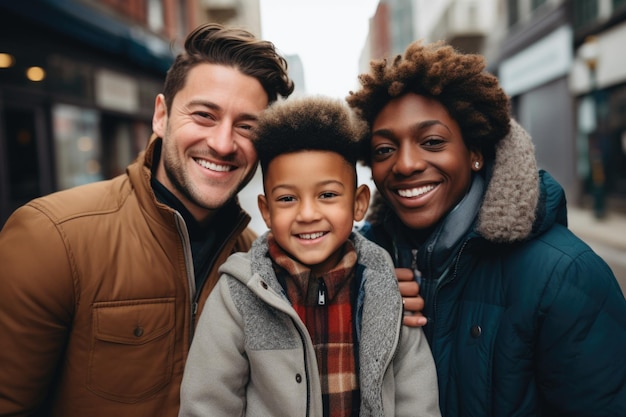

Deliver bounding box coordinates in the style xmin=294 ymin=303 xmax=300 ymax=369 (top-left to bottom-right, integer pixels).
xmin=567 ymin=206 xmax=626 ymax=294
xmin=567 ymin=206 xmax=626 ymax=252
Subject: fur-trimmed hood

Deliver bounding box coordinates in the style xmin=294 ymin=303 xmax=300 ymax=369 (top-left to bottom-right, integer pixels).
xmin=367 ymin=119 xmax=546 ymax=244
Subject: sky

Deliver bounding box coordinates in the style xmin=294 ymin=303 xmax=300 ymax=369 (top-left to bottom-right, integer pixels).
xmin=258 ymin=0 xmax=380 ymax=99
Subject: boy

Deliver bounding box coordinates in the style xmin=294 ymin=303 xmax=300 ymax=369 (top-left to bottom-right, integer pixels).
xmin=178 ymin=96 xmax=441 ymax=417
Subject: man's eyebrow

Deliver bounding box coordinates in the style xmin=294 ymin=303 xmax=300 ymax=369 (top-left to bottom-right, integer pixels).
xmin=188 ymin=99 xmax=220 ymax=111
xmin=187 ymin=99 xmax=259 ymax=121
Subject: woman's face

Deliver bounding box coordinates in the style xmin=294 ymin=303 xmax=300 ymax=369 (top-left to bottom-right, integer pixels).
xmin=370 ymin=93 xmax=482 ymax=231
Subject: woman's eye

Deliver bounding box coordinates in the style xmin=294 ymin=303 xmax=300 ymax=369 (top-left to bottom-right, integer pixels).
xmin=423 ymin=137 xmax=445 ymax=147
xmin=373 ymin=145 xmax=395 ymax=156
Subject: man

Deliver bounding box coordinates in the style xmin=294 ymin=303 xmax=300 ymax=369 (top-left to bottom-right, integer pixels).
xmin=0 ymin=23 xmax=293 ymax=416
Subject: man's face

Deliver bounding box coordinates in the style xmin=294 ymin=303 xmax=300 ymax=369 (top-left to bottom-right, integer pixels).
xmin=258 ymin=151 xmax=369 ymax=276
xmin=152 ymin=63 xmax=268 ymax=223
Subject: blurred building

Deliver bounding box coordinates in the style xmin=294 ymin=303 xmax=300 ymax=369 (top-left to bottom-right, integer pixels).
xmin=362 ymin=0 xmax=626 ymax=214
xmin=0 ymin=0 xmax=261 ymax=226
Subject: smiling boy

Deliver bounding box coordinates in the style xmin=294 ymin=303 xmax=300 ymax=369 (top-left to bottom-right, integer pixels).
xmin=178 ymin=96 xmax=441 ymax=417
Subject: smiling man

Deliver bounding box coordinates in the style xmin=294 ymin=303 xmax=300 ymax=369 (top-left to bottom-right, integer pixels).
xmin=0 ymin=23 xmax=293 ymax=417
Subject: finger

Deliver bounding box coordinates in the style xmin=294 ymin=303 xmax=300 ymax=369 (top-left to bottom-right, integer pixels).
xmin=402 ymin=314 xmax=428 ymax=328
xmin=395 ymin=268 xmax=414 ymax=281
xmin=398 ymin=281 xmax=419 ymax=297
xmin=402 ymin=295 xmax=424 ymax=313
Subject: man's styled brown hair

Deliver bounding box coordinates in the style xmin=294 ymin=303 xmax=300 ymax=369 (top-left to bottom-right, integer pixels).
xmin=163 ymin=23 xmax=294 ymax=113
xmin=347 ymin=40 xmax=511 ymax=165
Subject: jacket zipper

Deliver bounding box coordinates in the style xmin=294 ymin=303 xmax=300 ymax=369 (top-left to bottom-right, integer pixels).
xmin=429 ymin=239 xmax=469 ymax=343
xmin=317 ymin=278 xmax=327 ymax=306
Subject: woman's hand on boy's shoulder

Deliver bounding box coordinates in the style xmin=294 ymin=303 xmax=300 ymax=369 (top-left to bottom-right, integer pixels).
xmin=396 ymin=268 xmax=427 ymax=328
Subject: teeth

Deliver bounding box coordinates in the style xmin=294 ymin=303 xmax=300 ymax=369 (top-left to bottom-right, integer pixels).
xmin=195 ymin=158 xmax=231 ymax=172
xmin=298 ymin=232 xmax=324 ymax=240
xmin=397 ymin=184 xmax=436 ymax=198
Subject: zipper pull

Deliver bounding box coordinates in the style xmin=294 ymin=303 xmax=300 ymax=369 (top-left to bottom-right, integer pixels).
xmin=317 ymin=278 xmax=326 ymax=306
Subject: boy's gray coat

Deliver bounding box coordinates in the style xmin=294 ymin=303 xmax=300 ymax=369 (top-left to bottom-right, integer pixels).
xmin=179 ymin=232 xmax=441 ymax=417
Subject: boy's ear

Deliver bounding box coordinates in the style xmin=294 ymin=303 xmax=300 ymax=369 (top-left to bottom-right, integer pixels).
xmin=257 ymin=194 xmax=272 ymax=229
xmin=353 ymin=184 xmax=370 ymax=222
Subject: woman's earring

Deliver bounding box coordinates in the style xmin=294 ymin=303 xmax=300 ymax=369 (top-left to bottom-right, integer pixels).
xmin=474 ymin=161 xmax=480 ymax=169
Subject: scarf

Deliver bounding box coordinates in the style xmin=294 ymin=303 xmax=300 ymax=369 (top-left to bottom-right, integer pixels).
xmin=268 ymin=234 xmax=360 ymax=417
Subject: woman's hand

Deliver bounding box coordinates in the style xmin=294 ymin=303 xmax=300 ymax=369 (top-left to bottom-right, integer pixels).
xmin=396 ymin=268 xmax=427 ymax=327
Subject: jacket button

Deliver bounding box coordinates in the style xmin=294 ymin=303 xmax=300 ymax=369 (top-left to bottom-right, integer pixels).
xmin=134 ymin=326 xmax=144 ymax=337
xmin=295 ymin=374 xmax=302 ymax=383
xmin=261 ymin=281 xmax=268 ymax=289
xmin=470 ymin=325 xmax=482 ymax=338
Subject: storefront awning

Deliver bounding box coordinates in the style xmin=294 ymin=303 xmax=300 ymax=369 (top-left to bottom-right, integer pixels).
xmin=2 ymin=0 xmax=176 ymax=74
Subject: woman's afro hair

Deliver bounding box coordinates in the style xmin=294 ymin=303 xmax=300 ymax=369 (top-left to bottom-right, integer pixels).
xmin=254 ymin=95 xmax=368 ymax=173
xmin=346 ymin=40 xmax=511 ymax=165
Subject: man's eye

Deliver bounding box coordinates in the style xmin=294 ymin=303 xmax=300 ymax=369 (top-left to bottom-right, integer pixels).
xmin=194 ymin=112 xmax=215 ymax=120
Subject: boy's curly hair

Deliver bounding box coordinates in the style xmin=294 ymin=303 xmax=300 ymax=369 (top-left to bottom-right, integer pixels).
xmin=254 ymin=95 xmax=368 ymax=175
xmin=346 ymin=40 xmax=511 ymax=165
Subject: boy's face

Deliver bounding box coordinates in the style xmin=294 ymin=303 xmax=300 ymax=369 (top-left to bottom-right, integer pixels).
xmin=152 ymin=63 xmax=268 ymax=224
xmin=258 ymin=150 xmax=370 ymax=276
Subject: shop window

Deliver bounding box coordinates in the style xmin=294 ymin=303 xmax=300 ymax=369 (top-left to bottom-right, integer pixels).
xmin=5 ymin=108 xmax=40 ymax=200
xmin=52 ymin=104 xmax=103 ymax=190
xmin=573 ymin=0 xmax=599 ymax=30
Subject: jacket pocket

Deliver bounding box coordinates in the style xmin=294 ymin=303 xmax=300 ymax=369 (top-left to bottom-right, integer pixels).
xmin=88 ymin=298 xmax=175 ymax=403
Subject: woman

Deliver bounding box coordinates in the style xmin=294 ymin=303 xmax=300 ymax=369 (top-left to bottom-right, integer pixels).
xmin=347 ymin=40 xmax=626 ymax=416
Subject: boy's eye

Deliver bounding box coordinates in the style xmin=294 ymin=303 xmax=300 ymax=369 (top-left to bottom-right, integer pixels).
xmin=320 ymin=192 xmax=337 ymax=199
xmin=277 ymin=195 xmax=295 ymax=202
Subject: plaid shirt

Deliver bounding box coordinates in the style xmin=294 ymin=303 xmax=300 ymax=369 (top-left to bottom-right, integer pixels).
xmin=268 ymin=234 xmax=360 ymax=417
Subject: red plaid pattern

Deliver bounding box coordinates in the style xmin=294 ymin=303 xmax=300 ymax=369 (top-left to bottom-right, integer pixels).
xmin=268 ymin=234 xmax=360 ymax=417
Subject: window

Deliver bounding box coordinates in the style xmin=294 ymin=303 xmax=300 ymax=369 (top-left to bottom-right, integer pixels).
xmin=147 ymin=0 xmax=164 ymax=33
xmin=508 ymin=0 xmax=519 ymax=27
xmin=532 ymin=0 xmax=547 ymax=10
xmin=573 ymin=0 xmax=599 ymax=30
xmin=52 ymin=104 xmax=103 ymax=190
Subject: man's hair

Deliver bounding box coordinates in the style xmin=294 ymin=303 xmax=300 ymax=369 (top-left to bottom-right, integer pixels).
xmin=346 ymin=40 xmax=511 ymax=165
xmin=254 ymin=96 xmax=367 ymax=175
xmin=162 ymin=23 xmax=294 ymax=113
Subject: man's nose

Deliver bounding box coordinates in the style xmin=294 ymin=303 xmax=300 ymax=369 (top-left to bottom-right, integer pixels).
xmin=206 ymin=124 xmax=236 ymax=155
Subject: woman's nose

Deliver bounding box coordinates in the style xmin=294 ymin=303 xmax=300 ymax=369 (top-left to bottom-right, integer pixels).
xmin=393 ymin=145 xmax=426 ymax=176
